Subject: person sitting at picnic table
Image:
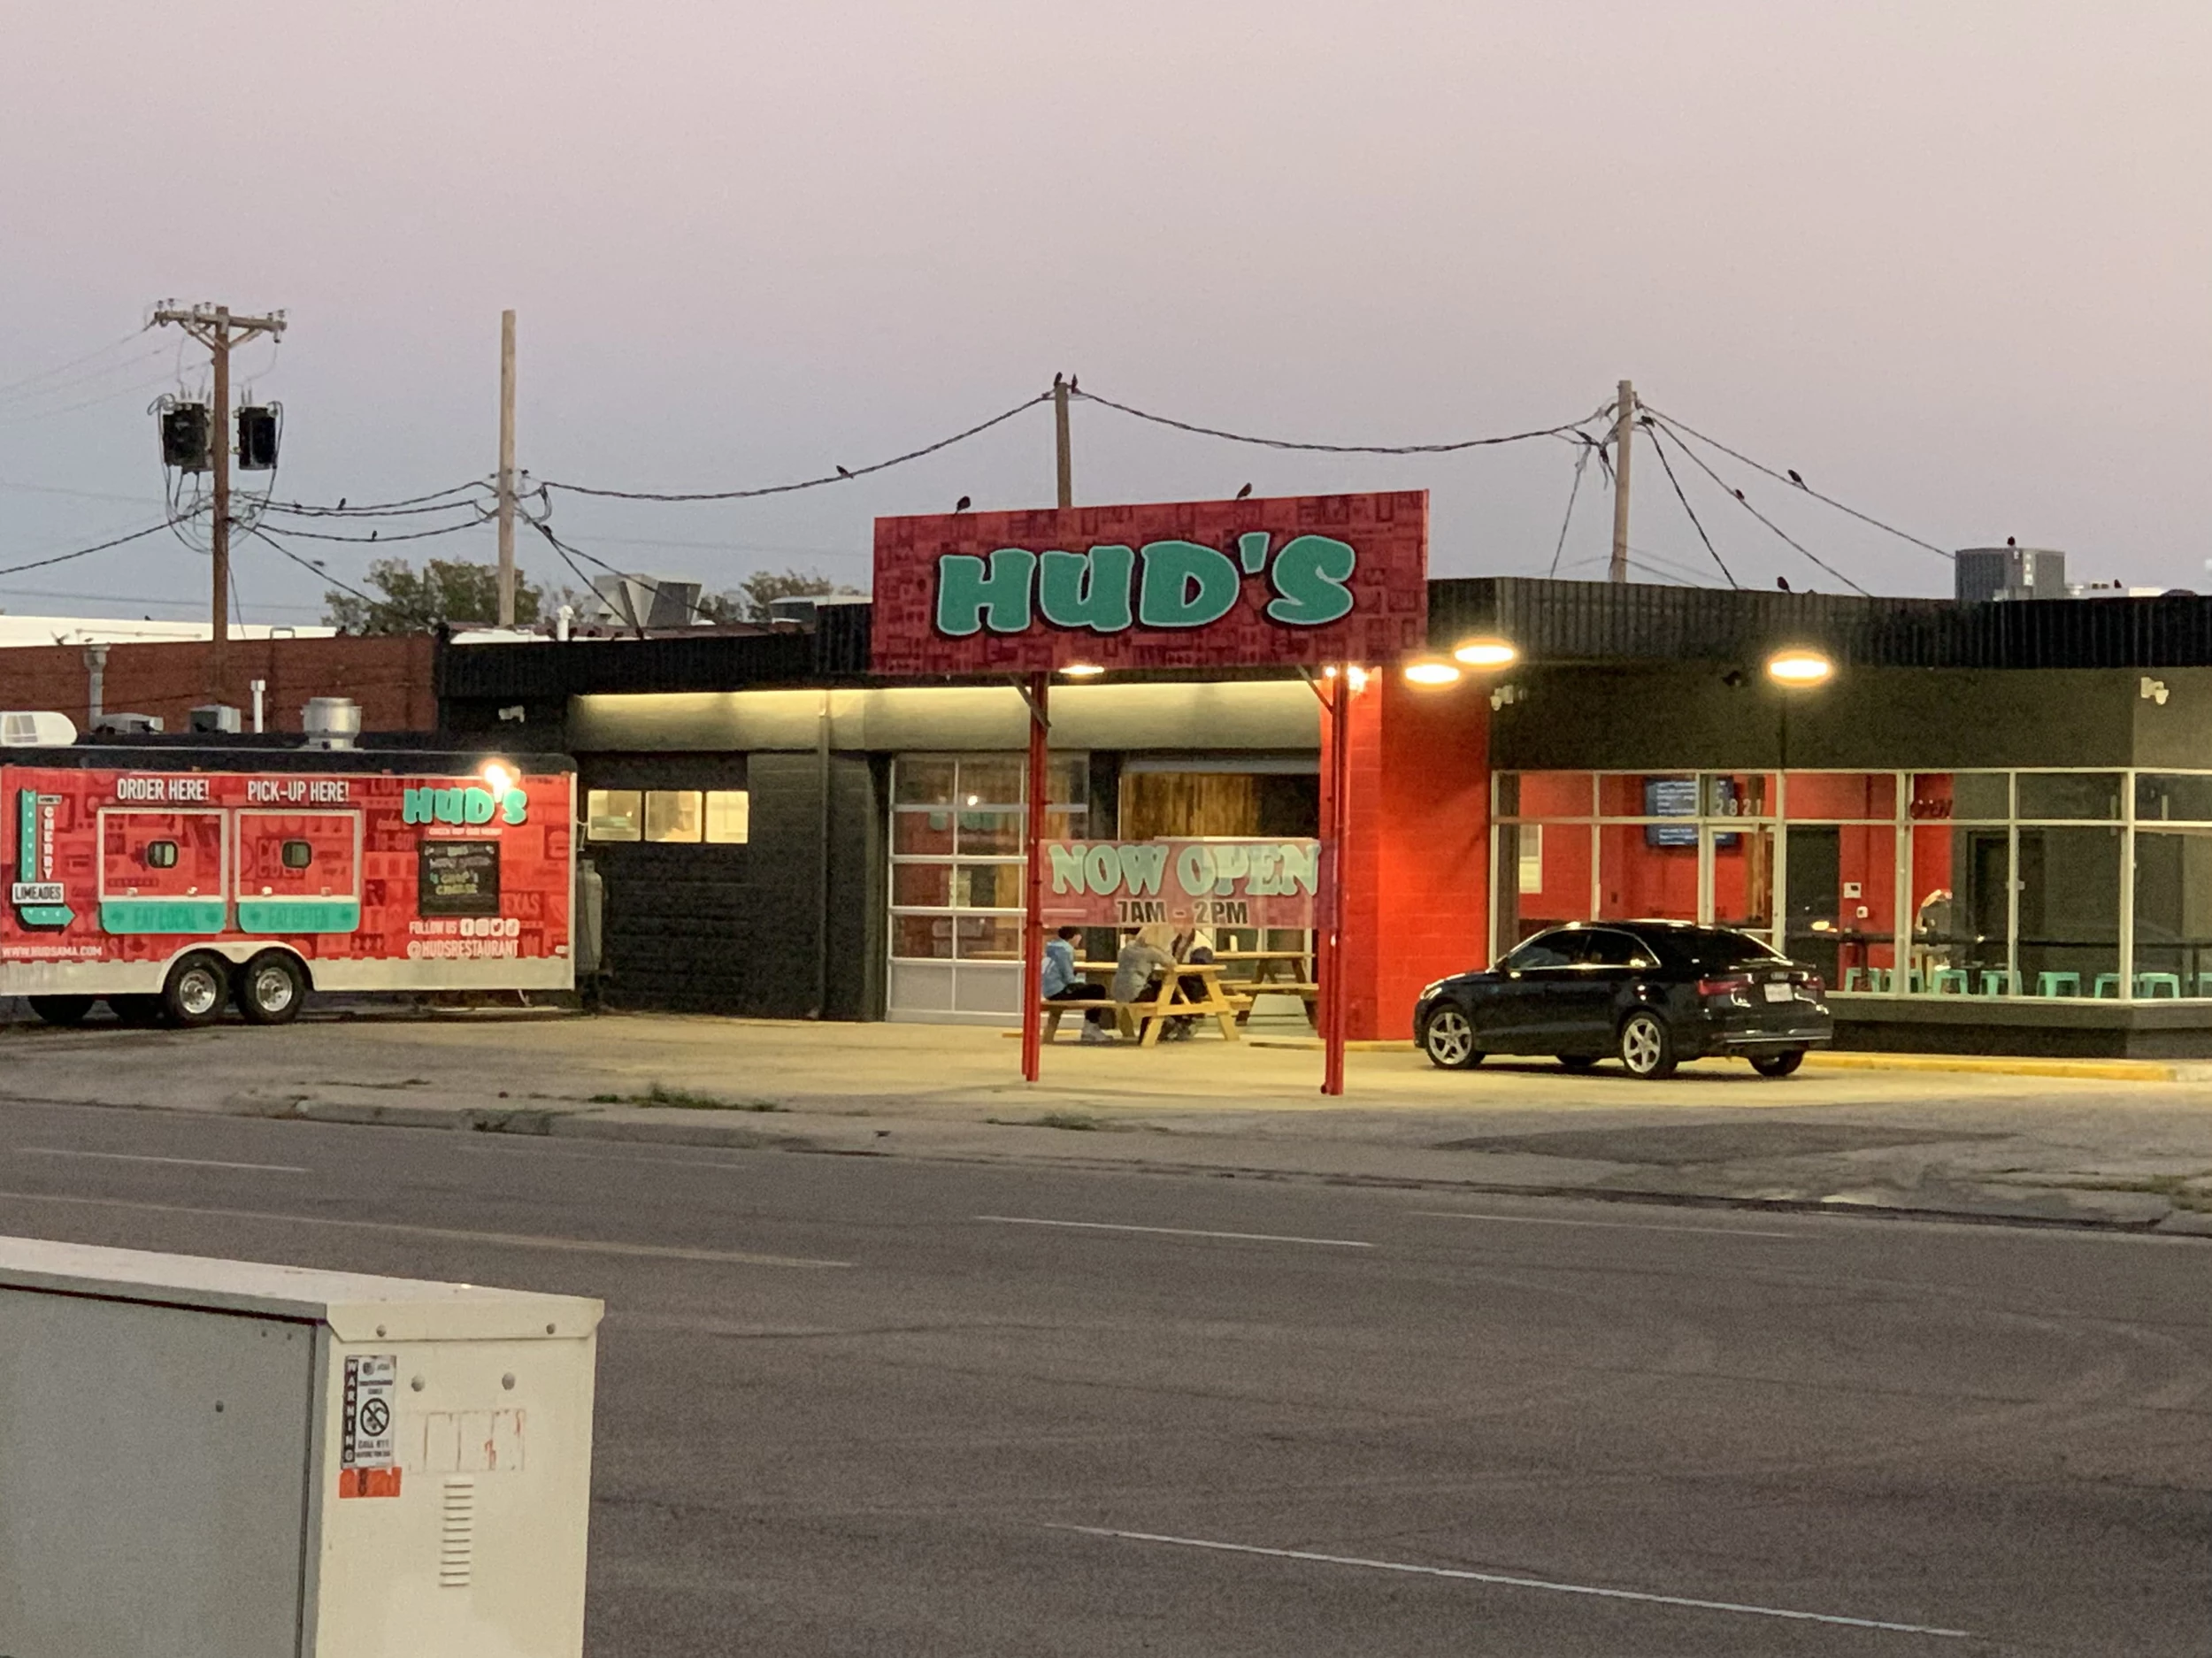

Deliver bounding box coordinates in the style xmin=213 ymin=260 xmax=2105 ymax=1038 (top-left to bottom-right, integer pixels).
xmin=1041 ymin=925 xmax=1112 ymax=1044
xmin=1164 ymin=925 xmax=1217 ymax=1040
xmin=1112 ymin=922 xmax=1180 ymax=1032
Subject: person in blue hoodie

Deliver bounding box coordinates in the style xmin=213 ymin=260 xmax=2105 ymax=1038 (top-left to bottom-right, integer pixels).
xmin=1042 ymin=925 xmax=1112 ymax=1043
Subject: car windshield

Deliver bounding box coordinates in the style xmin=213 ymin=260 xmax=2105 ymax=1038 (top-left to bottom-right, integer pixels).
xmin=1649 ymin=927 xmax=1787 ymax=971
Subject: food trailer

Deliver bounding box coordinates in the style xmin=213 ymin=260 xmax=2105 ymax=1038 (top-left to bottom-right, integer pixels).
xmin=1 ymin=732 xmax=574 ymax=1026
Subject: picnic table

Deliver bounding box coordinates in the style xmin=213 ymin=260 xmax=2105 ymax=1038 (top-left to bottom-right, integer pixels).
xmin=1210 ymin=948 xmax=1320 ymax=1026
xmin=1038 ymin=960 xmax=1242 ymax=1045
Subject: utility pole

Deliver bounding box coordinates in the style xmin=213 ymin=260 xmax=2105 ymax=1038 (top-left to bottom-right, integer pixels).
xmin=1053 ymin=372 xmax=1073 ymax=510
xmin=497 ymin=310 xmax=518 ymax=626
xmin=1609 ymin=378 xmax=1635 ymax=584
xmin=152 ymin=303 xmax=287 ymax=698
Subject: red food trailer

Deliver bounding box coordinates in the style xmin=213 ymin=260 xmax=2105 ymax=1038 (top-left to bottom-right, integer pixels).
xmin=0 ymin=740 xmax=575 ymax=1026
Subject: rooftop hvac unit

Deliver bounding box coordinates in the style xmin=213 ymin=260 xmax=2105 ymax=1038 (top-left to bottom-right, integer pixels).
xmin=189 ymin=702 xmax=243 ymax=733
xmin=590 ymin=572 xmax=704 ymax=629
xmin=0 ymin=1238 xmax=602 ymax=1658
xmin=1956 ymin=546 xmax=2066 ymax=603
xmin=302 ymin=695 xmax=362 ymax=749
xmin=161 ymin=403 xmax=212 ymax=472
xmin=0 ymin=710 xmax=78 ymax=748
xmin=238 ymin=404 xmax=280 ymax=471
xmin=91 ymin=711 xmax=164 ymax=735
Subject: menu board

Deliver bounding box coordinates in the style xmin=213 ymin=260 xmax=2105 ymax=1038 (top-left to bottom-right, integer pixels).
xmin=419 ymin=840 xmax=501 ymax=917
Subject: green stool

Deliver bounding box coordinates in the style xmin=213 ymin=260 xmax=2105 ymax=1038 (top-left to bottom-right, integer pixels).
xmin=1903 ymin=970 xmax=1925 ymax=994
xmin=2037 ymin=971 xmax=2083 ymax=997
xmin=2093 ymin=973 xmax=2122 ymax=998
xmin=2137 ymin=972 xmax=2183 ymax=999
xmin=2198 ymin=972 xmax=2212 ymax=1000
xmin=1931 ymin=969 xmax=1970 ymax=994
xmin=1978 ymin=969 xmax=2019 ymax=996
xmin=1844 ymin=967 xmax=1870 ymax=992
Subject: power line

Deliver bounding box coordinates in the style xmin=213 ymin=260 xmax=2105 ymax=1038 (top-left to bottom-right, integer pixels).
xmin=1643 ymin=421 xmax=1737 ymax=588
xmin=0 ymin=516 xmax=198 ymax=580
xmin=0 ymin=367 xmax=184 ymax=426
xmin=265 ymin=480 xmax=493 ymax=518
xmin=1642 ymin=406 xmax=1954 ymax=561
xmin=1545 ymin=440 xmax=1596 ymax=579
xmin=1071 ymin=388 xmax=1612 ymax=456
xmin=1655 ymin=426 xmax=1873 ymax=596
xmin=0 ymin=327 xmax=153 ymax=401
xmin=540 ymin=394 xmax=1050 ymax=503
xmin=246 ymin=524 xmax=380 ymax=607
xmin=261 ymin=516 xmax=488 ymax=547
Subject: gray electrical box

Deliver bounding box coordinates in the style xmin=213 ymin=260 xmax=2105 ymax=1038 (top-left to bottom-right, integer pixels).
xmin=1956 ymin=546 xmax=2066 ymax=603
xmin=0 ymin=1238 xmax=601 ymax=1658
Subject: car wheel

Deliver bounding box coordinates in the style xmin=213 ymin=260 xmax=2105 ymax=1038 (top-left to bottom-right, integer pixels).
xmin=27 ymin=995 xmax=94 ymax=1027
xmin=1751 ymin=1048 xmax=1806 ymax=1078
xmin=1420 ymin=1005 xmax=1484 ymax=1070
xmin=1617 ymin=1009 xmax=1678 ymax=1079
xmin=161 ymin=953 xmax=230 ymax=1029
xmin=1556 ymin=1054 xmax=1601 ymax=1071
xmin=237 ymin=952 xmax=307 ymax=1026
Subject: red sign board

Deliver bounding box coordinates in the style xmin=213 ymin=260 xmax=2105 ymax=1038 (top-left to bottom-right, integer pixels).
xmin=871 ymin=491 xmax=1427 ymax=674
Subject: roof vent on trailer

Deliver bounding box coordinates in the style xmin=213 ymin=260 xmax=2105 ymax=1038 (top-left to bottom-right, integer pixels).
xmin=0 ymin=711 xmax=78 ymax=748
xmin=300 ymin=696 xmax=361 ymax=751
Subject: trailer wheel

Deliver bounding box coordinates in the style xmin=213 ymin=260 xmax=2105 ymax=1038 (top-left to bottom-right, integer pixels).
xmin=108 ymin=994 xmax=163 ymax=1027
xmin=27 ymin=995 xmax=93 ymax=1026
xmin=161 ymin=953 xmax=230 ymax=1029
xmin=237 ymin=952 xmax=306 ymax=1026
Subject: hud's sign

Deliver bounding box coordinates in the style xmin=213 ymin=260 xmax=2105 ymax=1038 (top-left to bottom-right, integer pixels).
xmin=1041 ymin=838 xmax=1321 ymax=929
xmin=871 ymin=492 xmax=1427 ymax=673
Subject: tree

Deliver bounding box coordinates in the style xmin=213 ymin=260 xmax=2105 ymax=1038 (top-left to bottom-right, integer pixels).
xmin=324 ymin=559 xmax=544 ymax=634
xmin=697 ymin=568 xmax=863 ymax=625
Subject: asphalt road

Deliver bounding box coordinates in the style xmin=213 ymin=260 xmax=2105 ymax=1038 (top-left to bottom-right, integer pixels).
xmin=0 ymin=1101 xmax=2204 ymax=1655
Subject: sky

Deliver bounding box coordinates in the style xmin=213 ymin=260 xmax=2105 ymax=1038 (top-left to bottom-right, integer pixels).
xmin=1 ymin=0 xmax=2206 ymax=624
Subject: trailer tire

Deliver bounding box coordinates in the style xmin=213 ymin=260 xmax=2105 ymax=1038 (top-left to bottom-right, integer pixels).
xmin=161 ymin=953 xmax=230 ymax=1029
xmin=109 ymin=994 xmax=163 ymax=1027
xmin=237 ymin=952 xmax=307 ymax=1026
xmin=27 ymin=995 xmax=93 ymax=1026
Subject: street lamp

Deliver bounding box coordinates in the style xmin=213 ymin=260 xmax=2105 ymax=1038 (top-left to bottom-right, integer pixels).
xmin=1402 ymin=656 xmax=1462 ymax=687
xmin=1765 ymin=648 xmax=1834 ymax=687
xmin=1452 ymin=636 xmax=1519 ymax=669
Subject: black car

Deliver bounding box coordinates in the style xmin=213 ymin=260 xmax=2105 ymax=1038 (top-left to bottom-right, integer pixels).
xmin=1413 ymin=920 xmax=1833 ymax=1079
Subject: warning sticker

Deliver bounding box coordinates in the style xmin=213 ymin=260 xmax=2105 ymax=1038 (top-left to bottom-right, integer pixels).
xmin=341 ymin=1353 xmax=397 ymax=1472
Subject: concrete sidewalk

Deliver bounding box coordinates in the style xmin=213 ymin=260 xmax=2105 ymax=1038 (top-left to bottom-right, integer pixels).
xmin=2 ymin=1009 xmax=2209 ymax=1235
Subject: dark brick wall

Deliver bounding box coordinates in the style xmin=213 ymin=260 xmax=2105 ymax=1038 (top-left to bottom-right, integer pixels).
xmin=580 ymin=750 xmax=885 ymax=1019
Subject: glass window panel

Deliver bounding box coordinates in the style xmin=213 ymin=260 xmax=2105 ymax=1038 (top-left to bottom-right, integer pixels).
xmin=952 ymin=864 xmax=1022 ymax=909
xmin=895 ymin=761 xmax=956 ymax=805
xmin=1599 ymin=773 xmax=1665 ymax=818
xmin=703 ymin=790 xmax=749 ymax=843
xmin=2136 ymin=775 xmax=2212 ymax=824
xmin=1706 ymin=773 xmax=1772 ymax=820
xmin=1043 ymin=808 xmax=1087 ymax=842
xmin=1517 ymin=824 xmax=1544 ymax=894
xmin=1916 ymin=772 xmax=2010 ymax=822
xmin=892 ymin=809 xmax=955 ymax=856
xmin=1786 ymin=824 xmax=1897 ymax=990
xmin=644 ymin=791 xmax=703 ymax=843
xmin=1494 ymin=771 xmax=1522 ymax=818
xmin=585 ymin=789 xmax=641 ymax=841
xmin=955 ymin=914 xmax=1023 ymax=960
xmin=1908 ymin=820 xmax=2009 ymax=994
xmin=1594 ymin=822 xmax=1699 ymax=924
xmin=1048 ymin=757 xmax=1088 ymax=805
xmin=1517 ymin=772 xmax=1594 ymax=819
xmin=2017 ymin=772 xmax=2121 ymax=821
xmin=956 ymin=758 xmax=1024 ymax=806
xmin=2130 ymin=829 xmax=2212 ymax=993
xmin=2016 ymin=825 xmax=2120 ymax=996
xmin=891 ymin=863 xmax=952 ymax=907
xmin=1785 ymin=772 xmax=1896 ymax=821
xmin=1509 ymin=822 xmax=1591 ymax=927
xmin=891 ymin=914 xmax=955 ymax=959
xmin=956 ymin=811 xmax=1023 ymax=856
xmin=1710 ymin=823 xmax=1774 ymax=935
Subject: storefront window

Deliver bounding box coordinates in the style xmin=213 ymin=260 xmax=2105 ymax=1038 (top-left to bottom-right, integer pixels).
xmin=644 ymin=790 xmax=703 ymax=843
xmin=2017 ymin=825 xmax=2121 ymax=995
xmin=704 ymin=790 xmax=750 ymax=844
xmin=2136 ymin=775 xmax=2212 ymax=824
xmin=2133 ymin=829 xmax=2212 ymax=995
xmin=2017 ymin=772 xmax=2121 ymax=820
xmin=585 ymin=789 xmax=641 ymax=841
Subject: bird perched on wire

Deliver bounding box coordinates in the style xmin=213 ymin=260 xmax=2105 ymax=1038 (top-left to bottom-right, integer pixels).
xmin=835 ymin=465 xmax=851 ymax=479
xmin=1787 ymin=469 xmax=1806 ymax=487
xmin=1733 ymin=488 xmax=1746 ymax=502
xmin=1234 ymin=483 xmax=1252 ymax=500
xmin=954 ymin=495 xmax=972 ymax=512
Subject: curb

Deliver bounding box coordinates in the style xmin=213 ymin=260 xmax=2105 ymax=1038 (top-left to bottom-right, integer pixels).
xmin=1804 ymin=1052 xmax=2200 ymax=1082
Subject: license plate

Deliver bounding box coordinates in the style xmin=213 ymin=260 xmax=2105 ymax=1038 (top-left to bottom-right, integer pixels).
xmin=1763 ymin=981 xmax=1793 ymax=1003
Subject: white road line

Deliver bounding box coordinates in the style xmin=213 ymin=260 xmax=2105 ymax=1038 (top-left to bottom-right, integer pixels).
xmin=1412 ymin=1209 xmax=1800 ymax=1240
xmin=0 ymin=1188 xmax=851 ymax=1270
xmin=978 ymin=1216 xmax=1372 ymax=1249
xmin=1053 ymin=1526 xmax=1972 ymax=1639
xmin=18 ymin=1148 xmax=310 ymax=1174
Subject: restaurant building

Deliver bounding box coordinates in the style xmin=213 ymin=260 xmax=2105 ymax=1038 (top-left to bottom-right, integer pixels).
xmin=440 ymin=543 xmax=2212 ymax=1057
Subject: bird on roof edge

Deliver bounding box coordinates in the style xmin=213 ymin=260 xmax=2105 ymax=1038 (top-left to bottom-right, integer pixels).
xmin=1235 ymin=483 xmax=1252 ymax=500
xmin=1777 ymin=576 xmax=1791 ymax=592
xmin=955 ymin=495 xmax=972 ymax=512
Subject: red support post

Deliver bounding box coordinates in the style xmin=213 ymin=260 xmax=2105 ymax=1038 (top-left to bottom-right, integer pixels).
xmin=1020 ymin=671 xmax=1050 ymax=1083
xmin=1319 ymin=666 xmax=1353 ymax=1096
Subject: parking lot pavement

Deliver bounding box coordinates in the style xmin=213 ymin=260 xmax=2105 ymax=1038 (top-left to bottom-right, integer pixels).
xmin=1 ymin=1008 xmax=2210 ymax=1233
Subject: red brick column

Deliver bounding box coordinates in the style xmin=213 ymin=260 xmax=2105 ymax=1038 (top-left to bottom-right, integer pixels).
xmin=1327 ymin=669 xmax=1493 ymax=1040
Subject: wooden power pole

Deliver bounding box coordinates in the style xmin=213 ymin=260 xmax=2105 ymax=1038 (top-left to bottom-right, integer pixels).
xmin=152 ymin=303 xmax=287 ymax=697
xmin=1608 ymin=378 xmax=1635 ymax=584
xmin=1053 ymin=372 xmax=1073 ymax=510
xmin=497 ymin=309 xmax=518 ymax=626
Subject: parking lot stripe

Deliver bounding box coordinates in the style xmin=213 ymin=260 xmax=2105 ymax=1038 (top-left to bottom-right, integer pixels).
xmin=978 ymin=1216 xmax=1372 ymax=1249
xmin=1412 ymin=1209 xmax=1800 ymax=1240
xmin=1053 ymin=1525 xmax=1972 ymax=1638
